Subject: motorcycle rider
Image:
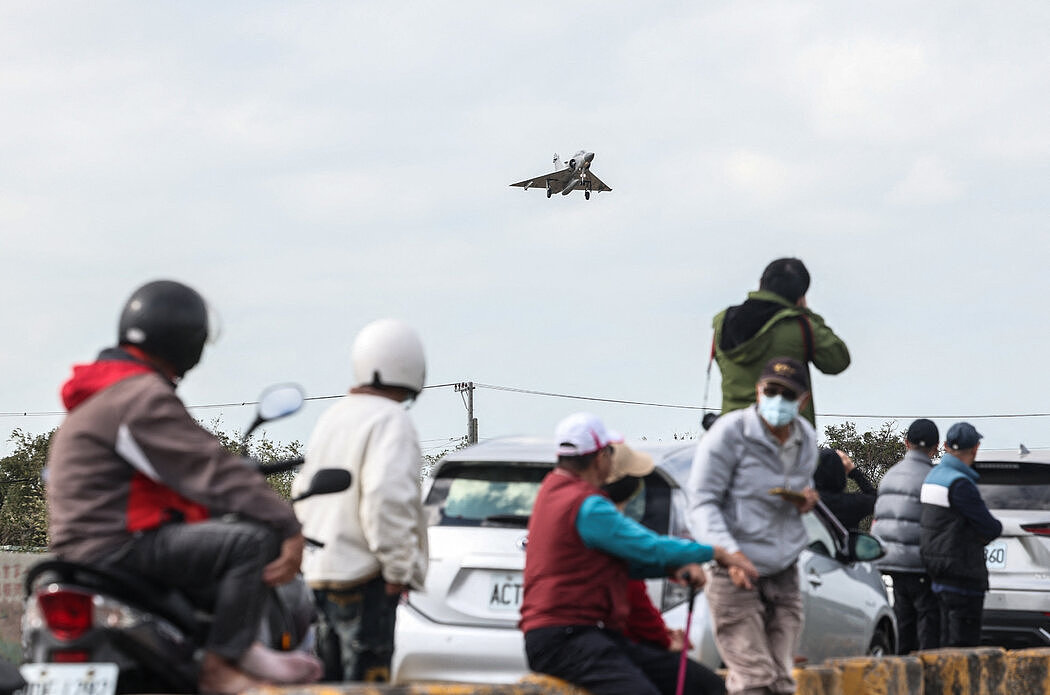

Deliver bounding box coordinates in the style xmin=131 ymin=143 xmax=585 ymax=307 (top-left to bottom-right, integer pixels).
xmin=46 ymin=280 xmax=322 ymax=694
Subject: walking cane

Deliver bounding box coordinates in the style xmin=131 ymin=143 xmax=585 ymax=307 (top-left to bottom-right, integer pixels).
xmin=675 ymin=586 xmax=698 ymax=695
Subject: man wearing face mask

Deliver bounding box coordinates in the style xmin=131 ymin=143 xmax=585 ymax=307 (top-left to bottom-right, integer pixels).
xmin=687 ymin=357 xmax=819 ymax=695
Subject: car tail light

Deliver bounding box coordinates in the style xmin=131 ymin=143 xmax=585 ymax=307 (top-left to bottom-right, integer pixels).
xmin=52 ymin=650 xmax=90 ymax=663
xmin=1021 ymin=523 xmax=1050 ymax=537
xmin=38 ymin=590 xmax=93 ymax=641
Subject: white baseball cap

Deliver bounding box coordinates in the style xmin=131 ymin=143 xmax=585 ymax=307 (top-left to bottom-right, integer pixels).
xmin=555 ymin=412 xmax=623 ymax=457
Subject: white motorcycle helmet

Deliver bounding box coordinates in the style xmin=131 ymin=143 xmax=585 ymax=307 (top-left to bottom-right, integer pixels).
xmin=352 ymin=318 xmax=426 ymax=395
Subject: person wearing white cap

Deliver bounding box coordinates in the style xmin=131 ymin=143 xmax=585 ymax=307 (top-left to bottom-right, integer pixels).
xmin=519 ymin=412 xmax=757 ymax=695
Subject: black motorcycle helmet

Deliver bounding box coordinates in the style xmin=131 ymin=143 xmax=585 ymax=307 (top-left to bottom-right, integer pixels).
xmin=118 ymin=280 xmax=211 ymax=377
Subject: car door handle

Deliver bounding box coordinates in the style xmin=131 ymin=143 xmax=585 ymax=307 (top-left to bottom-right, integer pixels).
xmin=806 ymin=570 xmax=823 ymax=587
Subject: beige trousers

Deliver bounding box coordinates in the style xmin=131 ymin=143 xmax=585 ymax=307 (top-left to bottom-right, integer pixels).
xmin=705 ymin=563 xmax=803 ymax=695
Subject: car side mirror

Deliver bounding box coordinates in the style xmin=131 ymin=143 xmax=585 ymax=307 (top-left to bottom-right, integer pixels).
xmin=848 ymin=531 xmax=886 ymax=562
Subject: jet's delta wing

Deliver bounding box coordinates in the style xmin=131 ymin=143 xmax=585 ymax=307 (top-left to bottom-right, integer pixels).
xmin=509 ymin=168 xmax=573 ymax=193
xmin=585 ymin=171 xmax=612 ymax=193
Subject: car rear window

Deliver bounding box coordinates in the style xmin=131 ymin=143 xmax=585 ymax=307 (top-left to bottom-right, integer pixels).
xmin=976 ymin=461 xmax=1050 ymax=510
xmin=425 ymin=462 xmax=549 ymax=527
xmin=425 ymin=460 xmax=669 ymax=531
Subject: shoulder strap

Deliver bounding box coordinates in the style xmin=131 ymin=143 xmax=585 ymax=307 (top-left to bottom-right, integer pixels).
xmin=797 ymin=316 xmax=815 ymax=362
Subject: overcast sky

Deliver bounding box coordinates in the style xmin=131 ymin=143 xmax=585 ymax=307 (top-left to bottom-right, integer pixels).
xmin=2 ymin=2 xmax=1049 ymax=457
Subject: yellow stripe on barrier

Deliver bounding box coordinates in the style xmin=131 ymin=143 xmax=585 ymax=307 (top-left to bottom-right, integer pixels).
xmin=917 ymin=647 xmax=1007 ymax=695
xmin=823 ymin=656 xmax=922 ymax=695
xmin=793 ymin=665 xmax=841 ymax=695
xmin=1004 ymin=648 xmax=1050 ymax=694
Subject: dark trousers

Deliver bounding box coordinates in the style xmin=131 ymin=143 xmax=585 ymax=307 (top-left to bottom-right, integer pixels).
xmin=525 ymin=626 xmax=725 ymax=695
xmin=889 ymin=572 xmax=941 ymax=652
xmin=103 ymin=519 xmax=280 ymax=661
xmin=313 ymin=576 xmax=399 ymax=682
xmin=937 ymin=589 xmax=985 ymax=648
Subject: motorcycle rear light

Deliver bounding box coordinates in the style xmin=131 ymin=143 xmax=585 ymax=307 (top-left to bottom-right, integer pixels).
xmin=1021 ymin=523 xmax=1050 ymax=536
xmin=52 ymin=650 xmax=90 ymax=663
xmin=38 ymin=590 xmax=94 ymax=641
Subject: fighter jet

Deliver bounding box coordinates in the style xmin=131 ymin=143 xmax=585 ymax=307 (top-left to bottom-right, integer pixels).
xmin=510 ymin=151 xmax=611 ymax=200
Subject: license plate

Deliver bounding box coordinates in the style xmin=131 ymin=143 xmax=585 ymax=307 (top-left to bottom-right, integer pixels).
xmin=985 ymin=540 xmax=1007 ymax=569
xmin=19 ymin=663 xmax=118 ymax=695
xmin=488 ymin=571 xmax=523 ymax=612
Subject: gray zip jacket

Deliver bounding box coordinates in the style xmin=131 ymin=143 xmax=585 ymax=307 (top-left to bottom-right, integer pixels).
xmin=686 ymin=405 xmax=817 ymax=576
xmin=870 ymin=449 xmax=935 ymax=573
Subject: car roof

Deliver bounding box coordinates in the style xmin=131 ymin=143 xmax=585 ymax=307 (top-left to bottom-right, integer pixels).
xmin=437 ymin=436 xmax=697 ymax=483
xmin=975 ymin=448 xmax=1050 ymax=465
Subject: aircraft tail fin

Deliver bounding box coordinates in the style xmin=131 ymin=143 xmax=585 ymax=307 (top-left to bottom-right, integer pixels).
xmin=553 ymin=153 xmax=562 ymax=169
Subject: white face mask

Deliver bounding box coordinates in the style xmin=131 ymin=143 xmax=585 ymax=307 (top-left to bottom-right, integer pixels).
xmin=757 ymin=393 xmax=800 ymax=427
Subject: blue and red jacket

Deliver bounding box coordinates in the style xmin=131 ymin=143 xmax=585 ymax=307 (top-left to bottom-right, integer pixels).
xmin=520 ymin=468 xmax=713 ymax=634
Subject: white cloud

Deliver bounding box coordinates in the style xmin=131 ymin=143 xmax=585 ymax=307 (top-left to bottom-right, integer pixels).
xmin=798 ymin=38 xmax=936 ymax=141
xmin=723 ymin=150 xmax=811 ymax=205
xmin=887 ymin=155 xmax=963 ymax=205
xmin=1 ymin=2 xmax=1050 ymax=453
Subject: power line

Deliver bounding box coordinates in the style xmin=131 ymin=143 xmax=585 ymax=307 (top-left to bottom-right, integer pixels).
xmin=472 ymin=383 xmax=1050 ymax=421
xmin=475 ymin=383 xmax=708 ymax=411
xmin=0 ymin=382 xmax=464 ymax=418
xmin=4 ymin=380 xmax=1050 ymax=421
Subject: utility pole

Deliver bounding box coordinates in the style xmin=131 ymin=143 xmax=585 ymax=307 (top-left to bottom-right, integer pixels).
xmin=455 ymin=382 xmax=478 ymax=444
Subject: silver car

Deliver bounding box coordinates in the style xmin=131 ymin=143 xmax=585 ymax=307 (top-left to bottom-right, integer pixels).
xmin=392 ymin=437 xmax=896 ymax=683
xmin=975 ymin=448 xmax=1050 ymax=646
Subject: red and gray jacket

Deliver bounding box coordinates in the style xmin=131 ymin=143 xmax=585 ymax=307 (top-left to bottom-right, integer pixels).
xmin=47 ymin=348 xmax=301 ymax=563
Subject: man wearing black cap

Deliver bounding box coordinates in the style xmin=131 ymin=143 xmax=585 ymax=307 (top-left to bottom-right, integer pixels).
xmin=919 ymin=422 xmax=1002 ymax=647
xmin=871 ymin=419 xmax=942 ymax=652
xmin=687 ymin=357 xmax=819 ymax=695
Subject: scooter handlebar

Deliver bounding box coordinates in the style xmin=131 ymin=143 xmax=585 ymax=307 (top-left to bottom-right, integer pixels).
xmin=256 ymin=457 xmax=305 ymax=475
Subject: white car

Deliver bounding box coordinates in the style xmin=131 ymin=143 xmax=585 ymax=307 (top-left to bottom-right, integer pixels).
xmin=975 ymin=448 xmax=1050 ymax=646
xmin=392 ymin=437 xmax=896 ymax=683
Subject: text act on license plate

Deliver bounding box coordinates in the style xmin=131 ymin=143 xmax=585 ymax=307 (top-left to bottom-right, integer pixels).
xmin=19 ymin=663 xmax=118 ymax=695
xmin=488 ymin=571 xmax=523 ymax=612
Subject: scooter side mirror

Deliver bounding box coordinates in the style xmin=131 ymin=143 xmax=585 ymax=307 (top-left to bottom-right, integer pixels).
xmin=242 ymin=384 xmax=306 ymax=450
xmin=257 ymin=384 xmax=306 ymax=422
xmin=293 ymin=468 xmax=352 ymax=503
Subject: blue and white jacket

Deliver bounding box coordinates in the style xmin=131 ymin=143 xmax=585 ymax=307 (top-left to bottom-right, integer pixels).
xmin=919 ymin=454 xmax=1002 ymax=592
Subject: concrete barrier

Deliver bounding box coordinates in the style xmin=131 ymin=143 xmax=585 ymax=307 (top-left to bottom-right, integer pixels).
xmin=0 ymin=550 xmax=48 ymax=664
xmin=824 ymin=655 xmax=922 ymax=695
xmin=247 ymin=676 xmax=588 ymax=695
xmin=245 ymin=646 xmax=1032 ymax=695
xmin=793 ymin=665 xmax=841 ymax=695
xmin=917 ymin=647 xmax=1007 ymax=695
xmin=1004 ymin=647 xmax=1050 ymax=693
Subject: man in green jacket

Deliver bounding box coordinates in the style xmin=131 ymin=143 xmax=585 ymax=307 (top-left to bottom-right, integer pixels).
xmin=711 ymin=258 xmax=850 ymax=425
